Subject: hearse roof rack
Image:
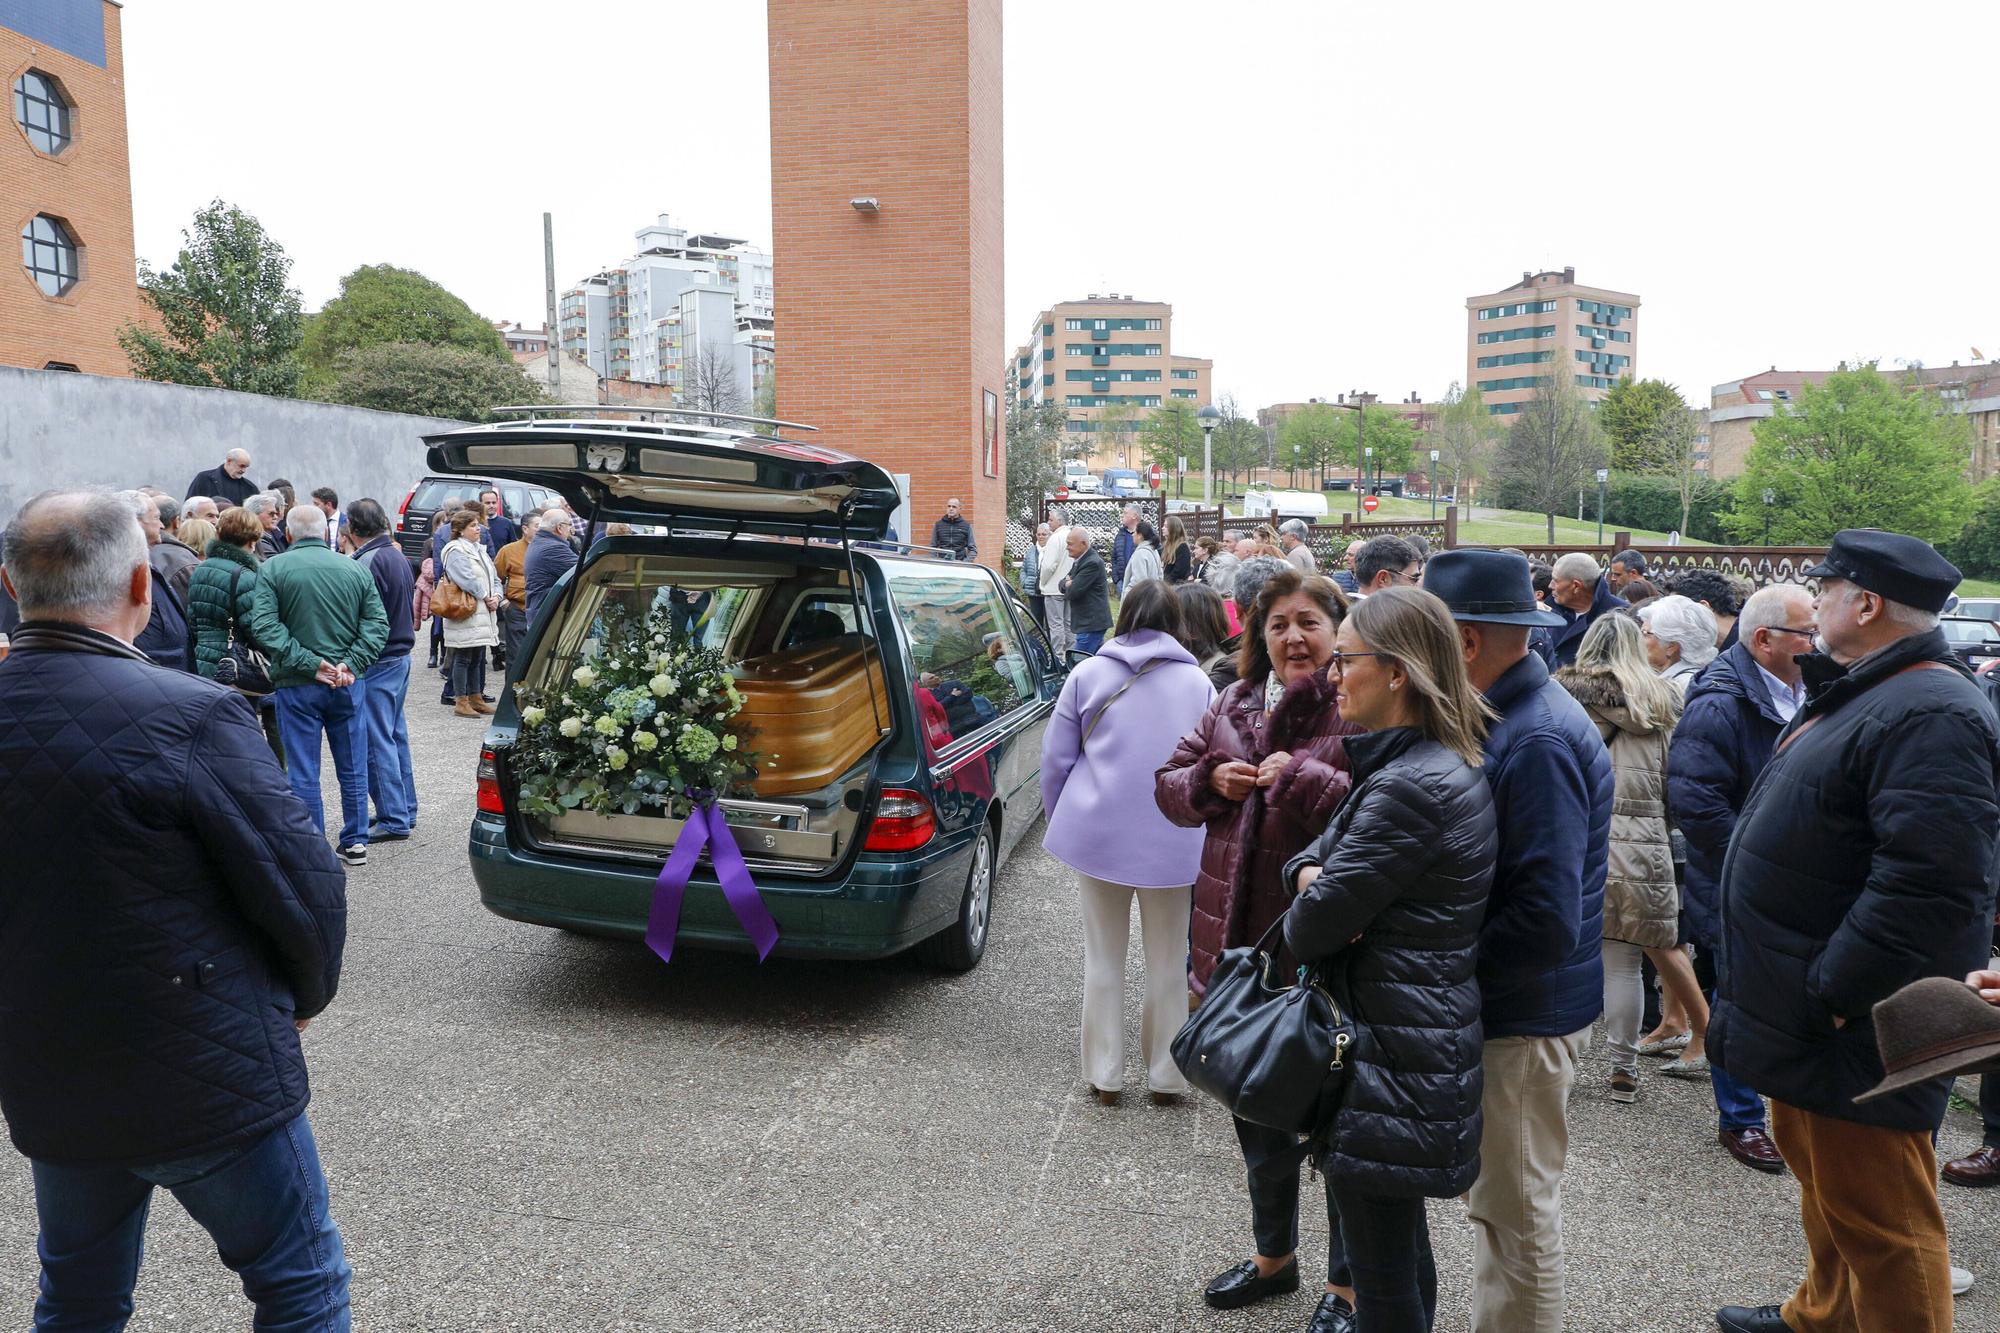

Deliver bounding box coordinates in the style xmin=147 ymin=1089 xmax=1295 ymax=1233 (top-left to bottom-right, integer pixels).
xmin=491 ymin=404 xmax=819 ymax=433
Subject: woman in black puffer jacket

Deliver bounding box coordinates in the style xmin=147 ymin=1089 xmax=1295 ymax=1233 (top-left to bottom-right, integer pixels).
xmin=1281 ymin=587 xmax=1499 ymax=1333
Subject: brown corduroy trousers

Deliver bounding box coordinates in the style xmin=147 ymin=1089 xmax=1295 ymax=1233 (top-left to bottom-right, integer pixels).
xmin=1770 ymin=1100 xmax=1952 ymax=1333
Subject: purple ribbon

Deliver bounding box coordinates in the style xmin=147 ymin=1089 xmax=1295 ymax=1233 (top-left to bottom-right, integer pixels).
xmin=645 ymin=797 xmax=781 ymax=964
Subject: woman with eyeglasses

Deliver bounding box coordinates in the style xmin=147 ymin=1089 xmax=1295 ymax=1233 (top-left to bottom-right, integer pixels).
xmin=1156 ymin=566 xmax=1364 ymax=1323
xmin=1639 ymin=595 xmax=1719 ymax=695
xmin=1280 ymin=586 xmax=1499 ymax=1333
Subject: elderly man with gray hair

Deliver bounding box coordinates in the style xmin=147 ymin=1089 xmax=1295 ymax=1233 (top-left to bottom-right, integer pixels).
xmin=245 ymin=491 xmax=288 ymax=561
xmin=248 ymin=504 xmax=389 ymax=867
xmin=1277 ymin=518 xmax=1317 ymax=574
xmin=1038 ymin=507 xmax=1077 ymax=656
xmin=1548 ymin=551 xmax=1623 ymax=668
xmin=0 ymin=489 xmax=351 ymax=1327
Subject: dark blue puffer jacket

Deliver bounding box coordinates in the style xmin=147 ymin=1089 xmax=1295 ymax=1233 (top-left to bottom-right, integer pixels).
xmin=0 ymin=627 xmax=347 ymax=1166
xmin=1476 ymin=652 xmax=1614 ymax=1038
xmin=1666 ymin=642 xmax=1787 ymax=948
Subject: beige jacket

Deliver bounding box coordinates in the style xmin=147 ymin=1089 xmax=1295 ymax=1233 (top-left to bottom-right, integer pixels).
xmin=1038 ymin=525 xmax=1075 ymax=596
xmin=1557 ymin=667 xmax=1679 ymax=949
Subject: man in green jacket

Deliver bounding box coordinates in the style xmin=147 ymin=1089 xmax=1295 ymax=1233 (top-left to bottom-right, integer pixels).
xmin=249 ymin=505 xmax=389 ymax=866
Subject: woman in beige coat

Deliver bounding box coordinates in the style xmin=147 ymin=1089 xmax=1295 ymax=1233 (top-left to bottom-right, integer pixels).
xmin=1558 ymin=613 xmax=1709 ymax=1103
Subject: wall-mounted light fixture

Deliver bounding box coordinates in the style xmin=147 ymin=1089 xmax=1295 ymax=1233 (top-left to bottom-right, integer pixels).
xmin=850 ymin=196 xmax=880 ymax=212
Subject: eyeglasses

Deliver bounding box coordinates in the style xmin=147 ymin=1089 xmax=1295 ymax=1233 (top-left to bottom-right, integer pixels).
xmin=1329 ymin=651 xmax=1389 ymax=673
xmin=1767 ymin=625 xmax=1818 ymax=639
xmin=1389 ymin=568 xmax=1423 ymax=586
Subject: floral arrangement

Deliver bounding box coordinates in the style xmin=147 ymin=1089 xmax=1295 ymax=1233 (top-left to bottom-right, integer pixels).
xmin=511 ymin=600 xmax=758 ymax=817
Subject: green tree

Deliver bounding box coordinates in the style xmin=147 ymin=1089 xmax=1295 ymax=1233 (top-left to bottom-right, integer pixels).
xmin=1278 ymin=403 xmax=1344 ymax=485
xmin=1944 ymin=481 xmax=2000 ymax=579
xmin=1211 ymin=396 xmax=1265 ymax=491
xmin=301 ymin=264 xmax=510 ymax=381
xmin=752 ymin=372 xmax=776 ymax=420
xmin=324 ymin=343 xmax=547 ymax=423
xmin=1598 ymin=377 xmax=1688 ymax=471
xmin=119 ymin=200 xmax=305 ymax=396
xmin=1005 ymin=393 xmax=1068 ymax=521
xmin=1139 ymin=400 xmax=1201 ymax=477
xmin=1336 ymin=406 xmax=1417 ymax=484
xmin=1494 ymin=372 xmax=1608 ymax=542
xmin=1429 ymin=382 xmax=1500 ymax=515
xmin=1095 ymin=402 xmax=1146 ymax=472
xmin=1722 ymin=366 xmax=1975 ymax=545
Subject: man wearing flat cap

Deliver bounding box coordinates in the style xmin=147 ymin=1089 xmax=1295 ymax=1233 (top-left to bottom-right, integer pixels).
xmin=1708 ymin=530 xmax=2000 ymax=1333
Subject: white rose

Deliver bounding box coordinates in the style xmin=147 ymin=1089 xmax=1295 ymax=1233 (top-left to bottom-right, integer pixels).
xmin=559 ymin=717 xmax=584 ymax=738
xmin=649 ymin=674 xmax=672 ymax=697
xmin=521 ymin=705 xmax=547 ymax=727
xmin=572 ymin=665 xmax=597 ymax=688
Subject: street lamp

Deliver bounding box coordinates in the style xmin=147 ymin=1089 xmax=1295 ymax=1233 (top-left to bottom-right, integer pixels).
xmin=1595 ymin=468 xmax=1610 ymax=544
xmin=1762 ymin=488 xmax=1776 ymax=546
xmin=1292 ymin=443 xmax=1300 ymax=490
xmin=1429 ymin=449 xmax=1441 ymax=522
xmin=1364 ymin=446 xmax=1374 ymax=500
xmin=1197 ymin=403 xmax=1221 ymax=506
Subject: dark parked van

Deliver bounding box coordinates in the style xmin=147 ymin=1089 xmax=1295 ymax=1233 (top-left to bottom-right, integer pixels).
xmin=426 ymin=412 xmax=1062 ymax=970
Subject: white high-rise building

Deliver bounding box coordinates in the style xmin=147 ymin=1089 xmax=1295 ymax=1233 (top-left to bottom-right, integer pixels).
xmin=558 ymin=214 xmax=775 ymax=404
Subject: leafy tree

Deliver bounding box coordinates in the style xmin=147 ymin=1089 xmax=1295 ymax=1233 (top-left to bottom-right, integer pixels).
xmin=1648 ymin=405 xmax=1708 ymax=537
xmin=1335 ymin=406 xmax=1417 ymax=485
xmin=1494 ymin=373 xmax=1609 ymax=542
xmin=1278 ymin=404 xmax=1344 ymax=485
xmin=1006 ymin=394 xmax=1068 ymax=521
xmin=1095 ymin=402 xmax=1146 ymax=472
xmin=1211 ymin=396 xmax=1265 ymax=491
xmin=1944 ymin=481 xmax=2000 ymax=579
xmin=325 ymin=343 xmax=547 ymax=423
xmin=752 ymin=372 xmax=776 ymax=421
xmin=1602 ymin=474 xmax=1733 ymax=543
xmin=119 ymin=200 xmax=305 ymax=396
xmin=301 ymin=264 xmax=509 ymax=378
xmin=1721 ymin=366 xmax=1975 ymax=545
xmin=1598 ymin=377 xmax=1687 ymax=471
xmin=1139 ymin=400 xmax=1202 ymax=477
xmin=1429 ymin=382 xmax=1500 ymax=515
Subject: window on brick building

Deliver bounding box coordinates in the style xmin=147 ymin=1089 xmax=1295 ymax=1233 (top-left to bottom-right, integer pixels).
xmin=22 ymin=215 xmax=80 ymax=297
xmin=42 ymin=362 xmax=80 ymax=372
xmin=13 ymin=71 xmax=71 ymax=155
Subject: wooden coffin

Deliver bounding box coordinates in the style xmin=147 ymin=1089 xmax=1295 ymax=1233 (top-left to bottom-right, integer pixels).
xmin=733 ymin=634 xmax=888 ymax=796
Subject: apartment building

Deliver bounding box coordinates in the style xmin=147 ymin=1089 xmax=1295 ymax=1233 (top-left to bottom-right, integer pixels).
xmin=557 ymin=214 xmax=775 ymax=405
xmin=1464 ymin=267 xmax=1641 ymax=416
xmin=1708 ymin=361 xmax=2000 ymax=479
xmin=3 ymin=0 xmax=148 ymax=375
xmin=1013 ymin=294 xmax=1212 ymax=465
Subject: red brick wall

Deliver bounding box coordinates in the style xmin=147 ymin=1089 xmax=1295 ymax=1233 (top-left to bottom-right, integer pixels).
xmin=1 ymin=2 xmax=149 ymax=376
xmin=768 ymin=0 xmax=1006 ymax=565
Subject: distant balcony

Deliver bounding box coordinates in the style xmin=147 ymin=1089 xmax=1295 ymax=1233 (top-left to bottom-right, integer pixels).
xmin=1091 ymin=328 xmax=1110 ymax=341
xmin=1091 ymin=353 xmax=1110 ymax=367
xmin=1090 ymin=380 xmax=1109 ymax=394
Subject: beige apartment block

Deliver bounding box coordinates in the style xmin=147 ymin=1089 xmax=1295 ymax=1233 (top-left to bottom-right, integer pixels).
xmin=1708 ymin=362 xmax=2000 ymax=480
xmin=1014 ymin=294 xmax=1212 ymax=468
xmin=1465 ymin=267 xmax=1640 ymax=418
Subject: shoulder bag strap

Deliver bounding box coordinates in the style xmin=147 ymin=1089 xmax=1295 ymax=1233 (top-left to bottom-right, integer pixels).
xmin=1080 ymin=659 xmax=1158 ymax=751
xmin=1775 ymin=659 xmax=1955 ymax=757
xmin=222 ymin=566 xmax=244 ymax=650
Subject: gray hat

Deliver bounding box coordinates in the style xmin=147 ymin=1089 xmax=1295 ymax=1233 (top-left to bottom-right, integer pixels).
xmin=1854 ymin=976 xmax=2000 ymax=1103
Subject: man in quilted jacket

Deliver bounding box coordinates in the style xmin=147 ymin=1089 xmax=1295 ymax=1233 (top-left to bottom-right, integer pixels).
xmin=0 ymin=489 xmax=351 ymax=1328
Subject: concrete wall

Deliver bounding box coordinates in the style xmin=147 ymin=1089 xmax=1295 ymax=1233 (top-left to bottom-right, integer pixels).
xmin=0 ymin=364 xmax=465 ymax=525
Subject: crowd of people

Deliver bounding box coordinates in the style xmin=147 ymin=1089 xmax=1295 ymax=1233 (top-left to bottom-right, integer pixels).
xmin=1036 ymin=506 xmax=2000 ymax=1333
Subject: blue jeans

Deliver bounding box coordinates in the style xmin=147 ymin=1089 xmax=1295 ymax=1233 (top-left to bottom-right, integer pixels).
xmin=30 ymin=1114 xmax=350 ymax=1332
xmin=273 ymin=682 xmax=369 ymax=849
xmin=1695 ymin=945 xmax=1766 ymax=1131
xmin=360 ymin=654 xmax=416 ymax=835
xmin=1073 ymin=630 xmax=1105 ymax=655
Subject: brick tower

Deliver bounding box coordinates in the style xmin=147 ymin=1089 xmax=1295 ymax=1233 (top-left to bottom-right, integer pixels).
xmin=767 ymin=0 xmax=1006 ymax=564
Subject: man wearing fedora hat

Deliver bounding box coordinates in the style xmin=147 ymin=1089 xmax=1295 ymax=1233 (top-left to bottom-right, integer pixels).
xmin=1707 ymin=530 xmax=2000 ymax=1333
xmin=1424 ymin=549 xmax=1615 ymax=1333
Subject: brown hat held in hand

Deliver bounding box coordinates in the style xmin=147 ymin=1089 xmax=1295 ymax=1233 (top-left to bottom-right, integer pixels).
xmin=1855 ymin=976 xmax=2000 ymax=1104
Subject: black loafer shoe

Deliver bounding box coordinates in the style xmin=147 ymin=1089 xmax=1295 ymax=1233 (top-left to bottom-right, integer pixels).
xmin=1717 ymin=1305 xmax=1790 ymax=1332
xmin=1203 ymin=1257 xmax=1299 ymax=1310
xmin=1306 ymin=1291 xmax=1356 ymax=1333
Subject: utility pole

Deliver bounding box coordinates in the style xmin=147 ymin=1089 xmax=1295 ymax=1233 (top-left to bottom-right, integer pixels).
xmin=542 ymin=213 xmax=560 ymax=392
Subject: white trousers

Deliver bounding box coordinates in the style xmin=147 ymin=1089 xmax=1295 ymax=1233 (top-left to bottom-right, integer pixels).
xmin=1075 ymin=873 xmax=1193 ymax=1094
xmin=1044 ymin=595 xmax=1072 ymax=657
xmin=1601 ymin=938 xmax=1645 ymax=1076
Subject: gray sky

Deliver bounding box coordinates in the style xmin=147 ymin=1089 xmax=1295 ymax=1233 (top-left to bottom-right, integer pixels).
xmin=125 ymin=1 xmax=2000 ymax=413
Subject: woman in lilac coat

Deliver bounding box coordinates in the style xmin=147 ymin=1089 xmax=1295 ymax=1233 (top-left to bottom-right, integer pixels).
xmin=1042 ymin=580 xmax=1216 ymax=1106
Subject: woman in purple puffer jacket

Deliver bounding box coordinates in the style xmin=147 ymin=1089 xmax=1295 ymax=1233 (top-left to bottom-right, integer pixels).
xmin=1042 ymin=580 xmax=1216 ymax=1107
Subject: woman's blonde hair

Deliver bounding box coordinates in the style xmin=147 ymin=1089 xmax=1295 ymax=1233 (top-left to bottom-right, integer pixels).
xmin=1162 ymin=515 xmax=1187 ymax=568
xmin=1574 ymin=612 xmax=1684 ymax=733
xmin=176 ymin=518 xmax=217 ymax=554
xmin=1346 ymin=587 xmax=1495 ymax=767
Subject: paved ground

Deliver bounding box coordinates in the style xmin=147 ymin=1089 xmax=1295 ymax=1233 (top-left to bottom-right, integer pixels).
xmin=4 ymin=670 xmax=1999 ymax=1331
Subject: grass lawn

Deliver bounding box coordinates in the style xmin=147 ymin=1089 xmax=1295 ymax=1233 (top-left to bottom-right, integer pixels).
xmin=1957 ymin=578 xmax=2000 ymax=597
xmin=1234 ymin=493 xmax=1709 ymax=548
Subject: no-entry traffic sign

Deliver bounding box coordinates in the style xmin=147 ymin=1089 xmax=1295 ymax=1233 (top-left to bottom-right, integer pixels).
xmin=1055 ymin=486 xmax=1070 ymax=501
xmin=1361 ymin=494 xmax=1381 ymax=513
xmin=1148 ymin=463 xmax=1163 ymax=489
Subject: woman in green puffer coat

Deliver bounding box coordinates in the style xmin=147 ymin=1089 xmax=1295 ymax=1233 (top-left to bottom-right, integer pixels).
xmin=187 ymin=506 xmax=284 ymax=765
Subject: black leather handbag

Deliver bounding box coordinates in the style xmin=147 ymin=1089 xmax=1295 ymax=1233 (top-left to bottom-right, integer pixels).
xmin=212 ymin=567 xmax=274 ymax=695
xmin=1172 ymin=914 xmax=1356 ymax=1138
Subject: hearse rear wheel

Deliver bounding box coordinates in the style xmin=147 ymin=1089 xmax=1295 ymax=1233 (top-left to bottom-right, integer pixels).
xmin=917 ymin=825 xmax=993 ymax=972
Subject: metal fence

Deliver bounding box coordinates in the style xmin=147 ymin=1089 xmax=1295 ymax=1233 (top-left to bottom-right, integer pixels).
xmin=1457 ymin=543 xmax=1829 ymax=593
